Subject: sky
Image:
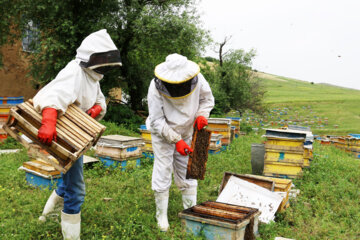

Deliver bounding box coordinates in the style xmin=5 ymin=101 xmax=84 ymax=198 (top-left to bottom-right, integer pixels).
xmin=198 ymin=0 xmax=360 ymax=90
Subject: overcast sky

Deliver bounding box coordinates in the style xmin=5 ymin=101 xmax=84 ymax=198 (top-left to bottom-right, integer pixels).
xmin=198 ymin=0 xmax=360 ymax=90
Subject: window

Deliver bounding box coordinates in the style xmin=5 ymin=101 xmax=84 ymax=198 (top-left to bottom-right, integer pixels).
xmin=22 ymin=20 xmax=40 ymax=53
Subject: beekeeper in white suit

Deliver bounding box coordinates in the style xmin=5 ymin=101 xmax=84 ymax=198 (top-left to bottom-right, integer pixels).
xmin=34 ymin=29 xmax=122 ymax=239
xmin=146 ymin=53 xmax=214 ymax=231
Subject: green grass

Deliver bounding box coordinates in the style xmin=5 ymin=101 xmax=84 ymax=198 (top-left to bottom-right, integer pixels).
xmin=250 ymin=73 xmax=360 ymax=135
xmin=1 ymin=132 xmax=359 ymax=239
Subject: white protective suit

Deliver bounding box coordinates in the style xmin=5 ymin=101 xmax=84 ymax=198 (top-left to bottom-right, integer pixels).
xmin=33 ymin=29 xmax=120 ymax=119
xmin=146 ymin=62 xmax=215 ymax=192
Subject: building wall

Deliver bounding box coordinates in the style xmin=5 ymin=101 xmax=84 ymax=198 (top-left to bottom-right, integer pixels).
xmin=0 ymin=40 xmax=38 ymax=100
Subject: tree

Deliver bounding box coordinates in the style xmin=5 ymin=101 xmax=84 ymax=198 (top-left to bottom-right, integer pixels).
xmin=201 ymin=42 xmax=266 ymax=115
xmin=0 ymin=0 xmax=209 ymax=114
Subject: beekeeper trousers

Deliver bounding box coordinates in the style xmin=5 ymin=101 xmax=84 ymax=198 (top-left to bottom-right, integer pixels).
xmin=151 ymin=135 xmax=197 ymax=192
xmin=56 ymin=156 xmax=85 ymax=214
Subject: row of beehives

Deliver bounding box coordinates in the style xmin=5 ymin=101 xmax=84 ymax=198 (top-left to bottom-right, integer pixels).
xmin=320 ymin=134 xmax=360 ymax=158
xmin=19 ymin=134 xmax=147 ymax=189
xmin=261 ymin=127 xmax=314 ymax=179
xmin=139 ymin=117 xmax=243 ymax=157
xmin=0 ymin=97 xmax=24 ymax=142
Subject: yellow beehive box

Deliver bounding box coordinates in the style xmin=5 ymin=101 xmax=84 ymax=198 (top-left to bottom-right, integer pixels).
xmin=210 ymin=129 xmax=231 ymax=138
xmin=265 ymin=138 xmax=304 ymax=153
xmin=265 ymin=150 xmax=304 ymax=166
xmin=140 ymin=129 xmax=152 ymax=141
xmin=207 ymin=118 xmax=231 ymax=130
xmin=263 ymin=163 xmax=303 ymax=179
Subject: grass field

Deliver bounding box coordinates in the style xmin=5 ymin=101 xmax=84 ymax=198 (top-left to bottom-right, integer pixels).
xmin=1 ymin=73 xmax=360 ymax=239
xmin=254 ymin=72 xmax=360 ymax=135
xmin=1 ymin=126 xmax=360 ymax=239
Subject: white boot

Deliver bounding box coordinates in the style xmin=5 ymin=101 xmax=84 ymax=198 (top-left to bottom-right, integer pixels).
xmin=182 ymin=187 xmax=197 ymax=209
xmin=154 ymin=191 xmax=169 ymax=232
xmin=61 ymin=211 xmax=81 ymax=240
xmin=38 ymin=190 xmax=64 ymax=222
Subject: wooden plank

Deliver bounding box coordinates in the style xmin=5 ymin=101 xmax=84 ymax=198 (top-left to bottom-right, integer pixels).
xmin=56 ymin=118 xmax=87 ymax=149
xmin=186 ymin=127 xmax=211 ymax=180
xmin=23 ymin=160 xmax=61 ymax=176
xmin=20 ymin=102 xmax=79 ymax=151
xmin=67 ymin=105 xmax=102 ymax=133
xmin=59 ymin=117 xmax=92 ymax=143
xmin=192 ymin=205 xmax=247 ymax=220
xmin=64 ymin=107 xmax=98 ymax=137
xmin=202 ymin=201 xmax=257 ymax=215
xmin=68 ymin=104 xmax=104 ymax=131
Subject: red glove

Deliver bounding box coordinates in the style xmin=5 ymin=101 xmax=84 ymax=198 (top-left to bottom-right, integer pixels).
xmin=193 ymin=116 xmax=208 ymax=130
xmin=38 ymin=108 xmax=58 ymax=145
xmin=176 ymin=139 xmax=193 ymax=156
xmin=87 ymin=105 xmax=102 ymax=118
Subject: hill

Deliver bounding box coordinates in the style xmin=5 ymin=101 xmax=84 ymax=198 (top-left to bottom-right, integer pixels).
xmin=252 ymin=72 xmax=360 ymax=135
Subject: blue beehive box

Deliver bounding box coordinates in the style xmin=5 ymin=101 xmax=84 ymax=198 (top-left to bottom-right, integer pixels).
xmin=209 ymin=149 xmax=221 ymax=155
xmin=21 ymin=160 xmax=63 ymax=190
xmin=142 ymin=152 xmax=154 ymax=160
xmin=25 ymin=172 xmax=62 ymax=190
xmin=98 ymin=156 xmax=141 ymax=171
xmin=179 ymin=201 xmax=260 ymax=240
xmin=0 ymin=96 xmax=24 ymax=105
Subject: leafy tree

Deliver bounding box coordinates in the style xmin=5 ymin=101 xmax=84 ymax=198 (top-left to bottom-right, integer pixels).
xmin=0 ymin=0 xmax=209 ymax=115
xmin=201 ymin=47 xmax=266 ymax=115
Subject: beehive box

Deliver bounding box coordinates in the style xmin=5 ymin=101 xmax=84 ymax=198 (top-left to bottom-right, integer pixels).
xmin=0 ymin=105 xmax=11 ymax=124
xmin=244 ymin=174 xmax=292 ymax=212
xmin=21 ymin=159 xmax=62 ymax=190
xmin=226 ymin=117 xmax=241 ymax=138
xmin=139 ymin=125 xmax=153 ymax=153
xmin=0 ymin=96 xmax=24 ymax=105
xmin=263 ymin=129 xmax=306 ymax=178
xmin=179 ymin=201 xmax=260 ymax=240
xmin=208 ymin=118 xmax=231 ymax=146
xmin=209 ymin=134 xmax=222 ymax=150
xmin=95 ymin=135 xmax=144 ymax=159
xmin=98 ymin=155 xmax=141 ymax=171
xmin=219 ymin=172 xmax=275 ymax=194
xmin=3 ymin=100 xmax=106 ymax=173
xmin=0 ymin=126 xmax=7 ymax=142
xmin=263 ymin=163 xmax=302 ymax=179
xmin=265 ymin=150 xmax=305 ymax=166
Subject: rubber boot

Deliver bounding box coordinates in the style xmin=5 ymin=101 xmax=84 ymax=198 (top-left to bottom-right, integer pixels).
xmin=38 ymin=190 xmax=64 ymax=222
xmin=61 ymin=211 xmax=81 ymax=240
xmin=182 ymin=187 xmax=197 ymax=209
xmin=154 ymin=191 xmax=169 ymax=232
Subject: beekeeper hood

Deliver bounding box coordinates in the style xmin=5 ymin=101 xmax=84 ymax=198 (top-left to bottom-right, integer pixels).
xmin=76 ymin=29 xmax=122 ymax=74
xmin=154 ymin=53 xmax=200 ymax=98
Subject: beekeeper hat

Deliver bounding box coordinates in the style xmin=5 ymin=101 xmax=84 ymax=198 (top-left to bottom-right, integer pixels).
xmin=154 ymin=53 xmax=200 ymax=84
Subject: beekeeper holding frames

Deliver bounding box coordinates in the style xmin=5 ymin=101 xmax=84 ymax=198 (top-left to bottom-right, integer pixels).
xmin=34 ymin=29 xmax=122 ymax=240
xmin=146 ymin=53 xmax=215 ymax=231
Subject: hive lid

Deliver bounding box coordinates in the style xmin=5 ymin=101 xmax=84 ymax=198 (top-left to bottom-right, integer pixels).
xmin=217 ymin=175 xmax=283 ymax=223
xmin=208 ymin=118 xmax=232 ymax=125
xmin=97 ymin=135 xmax=144 ymax=148
xmin=210 ymin=133 xmax=223 ymax=141
xmin=263 ymin=128 xmax=306 ymax=140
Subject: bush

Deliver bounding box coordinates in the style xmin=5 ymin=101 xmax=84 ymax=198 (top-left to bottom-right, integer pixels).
xmin=240 ymin=122 xmax=253 ymax=134
xmin=0 ymin=137 xmax=24 ymax=150
xmin=103 ymin=103 xmax=144 ymax=133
